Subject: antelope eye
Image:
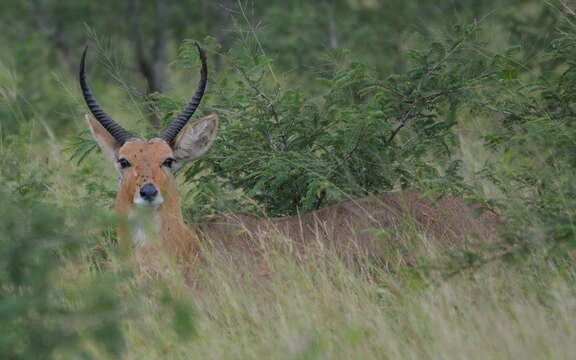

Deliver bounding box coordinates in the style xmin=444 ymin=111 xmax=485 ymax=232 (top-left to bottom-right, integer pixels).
xmin=162 ymin=157 xmax=175 ymax=168
xmin=118 ymin=158 xmax=131 ymax=169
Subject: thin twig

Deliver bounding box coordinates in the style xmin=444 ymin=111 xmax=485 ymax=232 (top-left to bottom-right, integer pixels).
xmin=323 ymin=122 xmax=369 ymax=183
xmin=235 ymin=64 xmax=288 ymax=151
xmin=237 ymin=0 xmax=278 ymax=83
xmin=386 ymin=109 xmax=414 ymax=145
xmin=385 ymin=90 xmax=448 ymax=145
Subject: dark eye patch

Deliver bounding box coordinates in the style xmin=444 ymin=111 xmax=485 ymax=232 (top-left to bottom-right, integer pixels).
xmin=118 ymin=158 xmax=131 ymax=169
xmin=162 ymin=157 xmax=175 ymax=169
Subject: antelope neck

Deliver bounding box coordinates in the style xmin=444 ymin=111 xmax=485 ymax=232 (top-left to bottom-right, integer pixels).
xmin=128 ymin=205 xmax=162 ymax=246
xmin=116 ymin=189 xmax=199 ymax=260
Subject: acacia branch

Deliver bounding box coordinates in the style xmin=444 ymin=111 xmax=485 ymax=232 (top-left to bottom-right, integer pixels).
xmin=386 ymin=109 xmax=414 ymax=145
xmin=235 ymin=65 xmax=288 ymax=151
xmin=385 ymin=90 xmax=448 ymax=145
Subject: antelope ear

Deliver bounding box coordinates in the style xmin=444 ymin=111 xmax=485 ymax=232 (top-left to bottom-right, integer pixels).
xmin=86 ymin=113 xmax=120 ymax=162
xmin=172 ymin=114 xmax=218 ymax=163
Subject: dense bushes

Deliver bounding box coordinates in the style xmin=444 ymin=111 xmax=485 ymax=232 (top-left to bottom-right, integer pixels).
xmin=468 ymin=23 xmax=576 ymax=254
xmin=179 ymin=25 xmax=490 ymax=216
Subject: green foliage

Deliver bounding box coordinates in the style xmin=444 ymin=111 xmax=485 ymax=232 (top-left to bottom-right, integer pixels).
xmin=180 ymin=24 xmax=491 ymax=216
xmin=465 ymin=16 xmax=576 ymax=254
xmin=0 ymin=191 xmax=125 ymax=359
xmin=0 ymin=178 xmax=200 ymax=359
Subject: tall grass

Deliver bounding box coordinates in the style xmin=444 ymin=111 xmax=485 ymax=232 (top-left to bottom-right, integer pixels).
xmin=4 ymin=120 xmax=574 ymax=358
xmin=82 ymin=231 xmax=575 ymax=360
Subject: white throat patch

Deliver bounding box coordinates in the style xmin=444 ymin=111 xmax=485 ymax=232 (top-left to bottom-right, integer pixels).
xmin=128 ymin=207 xmax=162 ymax=247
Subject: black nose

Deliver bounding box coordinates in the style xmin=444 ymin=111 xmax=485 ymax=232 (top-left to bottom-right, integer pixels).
xmin=140 ymin=183 xmax=158 ymax=201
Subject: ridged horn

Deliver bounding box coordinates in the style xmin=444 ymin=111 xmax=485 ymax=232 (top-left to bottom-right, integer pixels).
xmin=159 ymin=42 xmax=207 ymax=145
xmin=79 ymin=47 xmax=134 ymax=145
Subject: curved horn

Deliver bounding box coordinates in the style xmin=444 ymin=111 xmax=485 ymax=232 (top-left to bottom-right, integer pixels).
xmin=159 ymin=42 xmax=208 ymax=145
xmin=79 ymin=47 xmax=134 ymax=145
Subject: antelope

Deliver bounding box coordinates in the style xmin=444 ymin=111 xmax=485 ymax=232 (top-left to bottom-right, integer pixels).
xmin=80 ymin=44 xmax=500 ymax=274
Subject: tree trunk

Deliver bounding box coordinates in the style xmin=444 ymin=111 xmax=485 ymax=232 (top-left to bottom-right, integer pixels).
xmin=129 ymin=0 xmax=169 ymax=130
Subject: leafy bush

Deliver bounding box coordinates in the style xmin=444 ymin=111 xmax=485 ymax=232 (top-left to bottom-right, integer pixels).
xmin=467 ymin=16 xmax=576 ymax=254
xmin=180 ymin=25 xmax=494 ymax=217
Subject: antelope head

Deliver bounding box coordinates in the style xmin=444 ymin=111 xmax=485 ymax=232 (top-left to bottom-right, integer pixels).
xmin=80 ymin=43 xmax=218 ymax=253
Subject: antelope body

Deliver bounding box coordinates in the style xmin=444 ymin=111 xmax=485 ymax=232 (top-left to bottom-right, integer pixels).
xmin=80 ymin=44 xmax=499 ymax=273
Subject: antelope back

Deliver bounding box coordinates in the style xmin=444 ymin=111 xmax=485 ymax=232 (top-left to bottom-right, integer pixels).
xmin=196 ymin=190 xmax=501 ymax=268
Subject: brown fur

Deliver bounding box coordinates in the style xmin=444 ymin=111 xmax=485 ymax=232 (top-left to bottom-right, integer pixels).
xmin=115 ymin=140 xmax=198 ymax=262
xmin=196 ymin=190 xmax=500 ymax=269
xmin=87 ymin=114 xmax=203 ymax=271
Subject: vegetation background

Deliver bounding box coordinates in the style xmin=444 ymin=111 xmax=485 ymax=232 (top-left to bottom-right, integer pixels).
xmin=1 ymin=0 xmax=575 ymax=358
